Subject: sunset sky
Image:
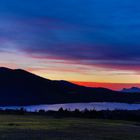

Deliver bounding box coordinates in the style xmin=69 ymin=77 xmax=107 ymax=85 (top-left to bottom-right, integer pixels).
xmin=0 ymin=0 xmax=140 ymax=90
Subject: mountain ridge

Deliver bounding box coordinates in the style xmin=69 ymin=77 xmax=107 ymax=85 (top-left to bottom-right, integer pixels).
xmin=0 ymin=67 xmax=139 ymax=105
xmin=121 ymin=87 xmax=140 ymax=93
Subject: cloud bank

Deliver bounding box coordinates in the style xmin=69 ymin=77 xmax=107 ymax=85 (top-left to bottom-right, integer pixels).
xmin=0 ymin=0 xmax=140 ymax=73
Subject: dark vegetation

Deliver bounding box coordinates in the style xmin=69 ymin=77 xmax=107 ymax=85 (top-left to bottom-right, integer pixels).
xmin=0 ymin=114 xmax=139 ymax=140
xmin=0 ymin=108 xmax=140 ymax=122
xmin=0 ymin=108 xmax=140 ymax=140
xmin=0 ymin=67 xmax=140 ymax=105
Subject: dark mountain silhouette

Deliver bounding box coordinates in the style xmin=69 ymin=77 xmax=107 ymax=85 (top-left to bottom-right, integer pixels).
xmin=121 ymin=87 xmax=140 ymax=93
xmin=0 ymin=67 xmax=140 ymax=106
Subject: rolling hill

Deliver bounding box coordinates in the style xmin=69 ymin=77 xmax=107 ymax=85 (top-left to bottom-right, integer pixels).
xmin=0 ymin=67 xmax=139 ymax=105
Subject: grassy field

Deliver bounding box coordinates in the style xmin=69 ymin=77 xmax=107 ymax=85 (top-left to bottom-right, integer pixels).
xmin=0 ymin=115 xmax=139 ymax=140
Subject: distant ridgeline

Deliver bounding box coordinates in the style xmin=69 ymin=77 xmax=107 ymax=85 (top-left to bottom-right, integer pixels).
xmin=0 ymin=67 xmax=140 ymax=105
xmin=121 ymin=87 xmax=140 ymax=93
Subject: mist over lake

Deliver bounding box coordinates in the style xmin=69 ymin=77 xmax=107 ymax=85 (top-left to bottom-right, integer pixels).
xmin=1 ymin=102 xmax=140 ymax=112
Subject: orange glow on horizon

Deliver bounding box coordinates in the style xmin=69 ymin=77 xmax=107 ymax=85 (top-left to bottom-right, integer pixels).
xmin=28 ymin=69 xmax=140 ymax=90
xmin=72 ymin=81 xmax=140 ymax=90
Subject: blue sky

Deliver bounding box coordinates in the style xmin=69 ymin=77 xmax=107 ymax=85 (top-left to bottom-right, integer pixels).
xmin=0 ymin=0 xmax=140 ymax=85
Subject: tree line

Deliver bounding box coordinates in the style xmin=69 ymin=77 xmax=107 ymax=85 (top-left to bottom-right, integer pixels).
xmin=0 ymin=108 xmax=140 ymax=122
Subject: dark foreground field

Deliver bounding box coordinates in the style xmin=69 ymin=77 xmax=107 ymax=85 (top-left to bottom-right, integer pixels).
xmin=0 ymin=115 xmax=139 ymax=140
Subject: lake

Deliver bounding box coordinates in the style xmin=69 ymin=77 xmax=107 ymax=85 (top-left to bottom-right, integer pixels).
xmin=1 ymin=102 xmax=140 ymax=112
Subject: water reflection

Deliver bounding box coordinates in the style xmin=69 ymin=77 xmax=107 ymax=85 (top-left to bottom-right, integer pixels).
xmin=1 ymin=102 xmax=140 ymax=112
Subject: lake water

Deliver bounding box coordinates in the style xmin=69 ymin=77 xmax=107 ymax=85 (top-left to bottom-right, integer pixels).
xmin=1 ymin=102 xmax=140 ymax=112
